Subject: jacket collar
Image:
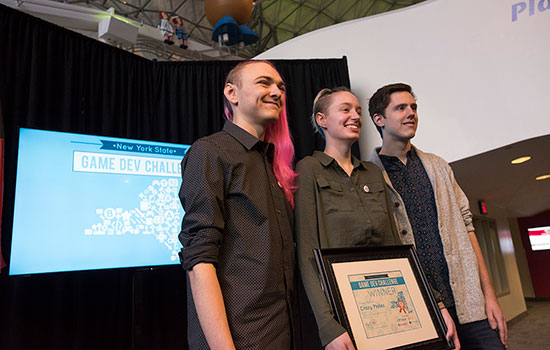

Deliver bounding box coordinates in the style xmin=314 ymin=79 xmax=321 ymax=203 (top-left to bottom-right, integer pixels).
xmin=313 ymin=150 xmax=365 ymax=170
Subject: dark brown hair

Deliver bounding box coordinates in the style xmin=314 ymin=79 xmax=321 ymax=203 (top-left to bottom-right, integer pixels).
xmin=368 ymin=83 xmax=415 ymax=137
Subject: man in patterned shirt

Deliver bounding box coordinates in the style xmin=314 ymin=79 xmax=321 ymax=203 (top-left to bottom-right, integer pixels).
xmin=178 ymin=61 xmax=297 ymax=350
xmin=367 ymin=83 xmax=507 ymax=349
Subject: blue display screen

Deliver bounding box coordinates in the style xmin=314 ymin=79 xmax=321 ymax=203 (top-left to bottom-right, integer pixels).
xmin=9 ymin=128 xmax=190 ymax=275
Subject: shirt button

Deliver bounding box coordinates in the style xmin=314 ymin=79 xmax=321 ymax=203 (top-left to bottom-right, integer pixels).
xmin=276 ymin=209 xmax=281 ymax=215
xmin=394 ymin=202 xmax=400 ymax=208
xmin=401 ymin=230 xmax=408 ymax=235
xmin=363 ymin=185 xmax=370 ymax=193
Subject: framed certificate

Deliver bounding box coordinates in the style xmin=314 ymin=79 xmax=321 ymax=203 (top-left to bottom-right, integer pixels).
xmin=314 ymin=245 xmax=453 ymax=350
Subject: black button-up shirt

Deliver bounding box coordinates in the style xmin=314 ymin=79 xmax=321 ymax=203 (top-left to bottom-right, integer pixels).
xmin=379 ymin=148 xmax=455 ymax=308
xmin=179 ymin=121 xmax=295 ymax=349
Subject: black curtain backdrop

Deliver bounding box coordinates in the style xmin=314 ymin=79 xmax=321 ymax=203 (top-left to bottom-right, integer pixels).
xmin=0 ymin=4 xmax=352 ymax=350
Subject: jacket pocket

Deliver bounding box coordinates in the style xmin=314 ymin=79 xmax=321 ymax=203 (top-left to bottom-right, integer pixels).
xmin=316 ymin=176 xmax=352 ymax=214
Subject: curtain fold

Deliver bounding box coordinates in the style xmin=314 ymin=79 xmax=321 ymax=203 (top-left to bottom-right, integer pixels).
xmin=0 ymin=4 xmax=351 ymax=349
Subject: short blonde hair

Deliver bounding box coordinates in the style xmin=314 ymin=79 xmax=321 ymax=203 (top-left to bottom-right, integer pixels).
xmin=311 ymin=86 xmax=352 ymax=139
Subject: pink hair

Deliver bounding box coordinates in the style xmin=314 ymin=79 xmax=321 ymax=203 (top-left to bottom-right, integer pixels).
xmin=224 ymin=60 xmax=297 ymax=208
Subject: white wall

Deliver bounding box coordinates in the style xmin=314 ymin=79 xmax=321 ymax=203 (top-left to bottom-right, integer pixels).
xmin=468 ymin=198 xmax=527 ymax=321
xmin=508 ymin=217 xmax=535 ymax=298
xmin=257 ymin=0 xmax=550 ymax=162
xmin=489 ymin=208 xmax=527 ymax=321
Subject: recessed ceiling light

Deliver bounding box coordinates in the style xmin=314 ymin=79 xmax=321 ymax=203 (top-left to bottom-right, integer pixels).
xmin=511 ymin=156 xmax=531 ymax=164
xmin=536 ymin=174 xmax=550 ymax=181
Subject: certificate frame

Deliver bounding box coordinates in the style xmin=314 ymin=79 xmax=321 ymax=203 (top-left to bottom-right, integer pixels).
xmin=314 ymin=245 xmax=453 ymax=350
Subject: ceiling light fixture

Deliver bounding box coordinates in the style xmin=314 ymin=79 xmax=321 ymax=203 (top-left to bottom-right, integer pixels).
xmin=511 ymin=156 xmax=531 ymax=164
xmin=536 ymin=174 xmax=550 ymax=181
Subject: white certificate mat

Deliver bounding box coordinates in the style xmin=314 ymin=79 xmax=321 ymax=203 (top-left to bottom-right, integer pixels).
xmin=332 ymin=258 xmax=438 ymax=349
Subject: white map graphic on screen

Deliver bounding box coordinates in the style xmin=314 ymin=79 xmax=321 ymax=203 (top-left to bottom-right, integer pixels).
xmin=84 ymin=178 xmax=181 ymax=262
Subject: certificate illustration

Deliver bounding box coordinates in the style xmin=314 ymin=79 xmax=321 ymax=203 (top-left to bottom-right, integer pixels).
xmin=348 ymin=270 xmax=421 ymax=339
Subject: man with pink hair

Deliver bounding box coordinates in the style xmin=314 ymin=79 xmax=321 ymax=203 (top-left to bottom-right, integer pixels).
xmin=179 ymin=60 xmax=297 ymax=350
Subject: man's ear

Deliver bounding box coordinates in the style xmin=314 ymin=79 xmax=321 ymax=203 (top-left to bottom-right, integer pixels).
xmin=315 ymin=112 xmax=327 ymax=129
xmin=224 ymin=83 xmax=238 ymax=105
xmin=372 ymin=113 xmax=385 ymax=128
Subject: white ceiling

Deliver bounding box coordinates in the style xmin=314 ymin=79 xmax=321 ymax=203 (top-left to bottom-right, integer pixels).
xmin=451 ymin=134 xmax=550 ymax=218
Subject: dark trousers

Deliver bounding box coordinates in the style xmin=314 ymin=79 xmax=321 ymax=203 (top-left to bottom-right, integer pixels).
xmin=448 ymin=306 xmax=505 ymax=350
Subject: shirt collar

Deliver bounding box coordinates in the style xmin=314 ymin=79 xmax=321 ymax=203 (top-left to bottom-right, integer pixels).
xmin=378 ymin=147 xmax=418 ymax=171
xmin=312 ymin=151 xmax=365 ymax=170
xmin=223 ymin=120 xmax=274 ymax=156
xmin=378 ymin=146 xmax=417 ymax=161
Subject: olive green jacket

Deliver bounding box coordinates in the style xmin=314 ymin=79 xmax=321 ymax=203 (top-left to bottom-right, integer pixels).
xmin=295 ymin=152 xmax=401 ymax=346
